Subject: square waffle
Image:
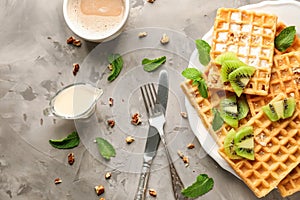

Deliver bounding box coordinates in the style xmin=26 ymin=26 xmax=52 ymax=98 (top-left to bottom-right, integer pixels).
xmin=209 ymin=8 xmax=278 ymax=96
xmin=247 ymin=51 xmax=300 ymax=116
xmin=219 ymin=107 xmax=300 ymax=198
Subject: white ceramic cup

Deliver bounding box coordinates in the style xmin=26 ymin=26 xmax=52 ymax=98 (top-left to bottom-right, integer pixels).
xmin=63 ymin=0 xmax=130 ymax=43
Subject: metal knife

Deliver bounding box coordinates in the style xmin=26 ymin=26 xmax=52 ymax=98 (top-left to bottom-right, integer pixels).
xmin=134 ymin=70 xmax=169 ymax=200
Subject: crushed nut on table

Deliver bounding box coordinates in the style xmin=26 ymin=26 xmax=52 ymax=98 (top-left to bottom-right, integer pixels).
xmin=105 ymin=172 xmax=112 ymax=179
xmin=131 ymin=113 xmax=141 ymax=125
xmin=160 ymin=33 xmax=169 ymax=45
xmin=54 ymin=178 xmax=62 ymax=184
xmin=73 ymin=63 xmax=80 ymax=76
xmin=177 ymin=150 xmax=184 ymax=159
xmin=138 ymin=32 xmax=148 ymax=38
xmin=99 ymin=198 xmax=105 ymax=200
xmin=108 ymin=98 xmax=114 ymax=107
xmin=149 ymin=189 xmax=157 ymax=197
xmin=107 ymin=120 xmax=115 ymax=128
xmin=66 ymin=36 xmax=75 ymax=44
xmin=72 ymin=39 xmax=81 ymax=47
xmin=126 ymin=136 xmax=135 ymax=144
xmin=95 ymin=185 xmax=105 ymax=196
xmin=68 ymin=153 xmax=75 ymax=165
xmin=107 ymin=63 xmax=113 ymax=71
xmin=187 ymin=143 xmax=195 ymax=149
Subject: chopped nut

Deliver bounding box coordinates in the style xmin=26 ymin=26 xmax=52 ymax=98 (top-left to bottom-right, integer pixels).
xmin=160 ymin=33 xmax=169 ymax=45
xmin=72 ymin=39 xmax=81 ymax=47
xmin=177 ymin=150 xmax=184 ymax=159
xmin=95 ymin=185 xmax=105 ymax=196
xmin=138 ymin=32 xmax=148 ymax=38
xmin=105 ymin=172 xmax=112 ymax=179
xmin=54 ymin=178 xmax=62 ymax=184
xmin=187 ymin=143 xmax=195 ymax=149
xmin=185 ymin=163 xmax=190 ymax=167
xmin=131 ymin=113 xmax=141 ymax=125
xmin=68 ymin=153 xmax=75 ymax=165
xmin=107 ymin=64 xmax=113 ymax=71
xmin=126 ymin=136 xmax=135 ymax=144
xmin=107 ymin=120 xmax=115 ymax=128
xmin=149 ymin=189 xmax=157 ymax=197
xmin=99 ymin=198 xmax=105 ymax=200
xmin=67 ymin=36 xmax=75 ymax=44
xmin=108 ymin=98 xmax=114 ymax=107
xmin=73 ymin=63 xmax=80 ymax=76
xmin=180 ymin=112 xmax=188 ymax=119
xmin=182 ymin=156 xmax=189 ymax=164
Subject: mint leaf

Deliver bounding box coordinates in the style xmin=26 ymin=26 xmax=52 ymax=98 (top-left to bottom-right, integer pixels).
xmin=49 ymin=131 xmax=80 ymax=149
xmin=108 ymin=54 xmax=123 ymax=82
xmin=142 ymin=56 xmax=166 ymax=72
xmin=181 ymin=174 xmax=214 ymax=198
xmin=182 ymin=68 xmax=202 ymax=80
xmin=275 ymin=26 xmax=296 ymax=52
xmin=195 ymin=39 xmax=211 ymax=66
xmin=182 ymin=68 xmax=208 ymax=98
xmin=212 ymin=108 xmax=224 ymax=131
xmin=95 ymin=137 xmax=116 ymax=160
xmin=198 ymin=79 xmax=208 ymax=98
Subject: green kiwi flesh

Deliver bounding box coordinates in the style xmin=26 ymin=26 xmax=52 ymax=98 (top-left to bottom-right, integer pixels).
xmin=224 ymin=129 xmax=242 ymax=159
xmin=228 ymin=66 xmax=256 ymax=97
xmin=215 ymin=52 xmax=239 ymax=65
xmin=220 ymin=60 xmax=247 ymax=83
xmin=262 ymin=97 xmax=296 ymax=121
xmin=237 ymin=95 xmax=249 ymax=120
xmin=234 ymin=126 xmax=254 ymax=160
xmin=220 ymin=95 xmax=238 ymax=128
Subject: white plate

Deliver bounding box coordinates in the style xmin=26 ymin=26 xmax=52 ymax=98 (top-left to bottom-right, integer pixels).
xmin=186 ymin=0 xmax=300 ymax=177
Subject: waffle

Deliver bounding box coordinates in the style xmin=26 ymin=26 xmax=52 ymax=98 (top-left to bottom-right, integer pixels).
xmin=209 ymin=8 xmax=278 ymax=96
xmin=247 ymin=51 xmax=300 ymax=116
xmin=219 ymin=107 xmax=300 ymax=198
xmin=278 ymin=165 xmax=300 ymax=197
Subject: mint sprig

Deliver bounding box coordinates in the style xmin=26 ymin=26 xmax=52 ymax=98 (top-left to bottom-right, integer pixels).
xmin=142 ymin=56 xmax=166 ymax=72
xmin=108 ymin=54 xmax=123 ymax=82
xmin=195 ymin=39 xmax=211 ymax=66
xmin=49 ymin=131 xmax=80 ymax=149
xmin=182 ymin=68 xmax=208 ymax=98
xmin=95 ymin=137 xmax=116 ymax=160
xmin=181 ymin=174 xmax=214 ymax=198
xmin=212 ymin=108 xmax=224 ymax=131
xmin=275 ymin=26 xmax=296 ymax=52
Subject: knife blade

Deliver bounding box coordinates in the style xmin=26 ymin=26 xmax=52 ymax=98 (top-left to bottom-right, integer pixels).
xmin=134 ymin=70 xmax=169 ymax=200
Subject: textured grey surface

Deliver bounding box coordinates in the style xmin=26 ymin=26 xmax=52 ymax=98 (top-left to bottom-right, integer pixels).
xmin=1 ymin=0 xmax=300 ymax=199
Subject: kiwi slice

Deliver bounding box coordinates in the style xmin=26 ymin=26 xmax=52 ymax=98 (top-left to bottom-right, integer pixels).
xmin=220 ymin=60 xmax=247 ymax=83
xmin=220 ymin=95 xmax=238 ymax=128
xmin=228 ymin=66 xmax=256 ymax=97
xmin=262 ymin=103 xmax=279 ymax=122
xmin=215 ymin=52 xmax=239 ymax=65
xmin=237 ymin=95 xmax=249 ymax=120
xmin=224 ymin=129 xmax=242 ymax=159
xmin=234 ymin=126 xmax=254 ymax=160
xmin=283 ymin=98 xmax=296 ymax=119
xmin=262 ymin=97 xmax=296 ymax=121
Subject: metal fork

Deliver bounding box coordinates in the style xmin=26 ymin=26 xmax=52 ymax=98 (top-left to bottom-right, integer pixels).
xmin=140 ymin=83 xmax=188 ymax=200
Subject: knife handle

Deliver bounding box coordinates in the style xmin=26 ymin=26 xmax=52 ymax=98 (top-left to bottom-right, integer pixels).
xmin=134 ymin=161 xmax=151 ymax=200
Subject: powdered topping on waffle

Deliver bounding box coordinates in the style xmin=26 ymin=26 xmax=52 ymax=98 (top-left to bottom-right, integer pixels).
xmin=209 ymin=8 xmax=277 ymax=96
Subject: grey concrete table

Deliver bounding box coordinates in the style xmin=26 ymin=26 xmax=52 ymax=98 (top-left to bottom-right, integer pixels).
xmin=1 ymin=0 xmax=300 ymax=199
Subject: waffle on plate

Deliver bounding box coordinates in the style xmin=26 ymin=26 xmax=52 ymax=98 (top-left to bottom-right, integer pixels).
xmin=181 ymin=7 xmax=300 ymax=198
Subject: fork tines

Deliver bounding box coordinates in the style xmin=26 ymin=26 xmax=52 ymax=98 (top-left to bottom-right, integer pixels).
xmin=140 ymin=83 xmax=157 ymax=116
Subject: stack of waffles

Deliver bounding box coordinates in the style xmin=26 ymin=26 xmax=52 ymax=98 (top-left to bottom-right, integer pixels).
xmin=181 ymin=8 xmax=300 ymax=198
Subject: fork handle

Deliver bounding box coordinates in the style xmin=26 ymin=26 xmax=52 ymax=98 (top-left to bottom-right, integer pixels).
xmin=157 ymin=127 xmax=188 ymax=200
xmin=134 ymin=161 xmax=151 ymax=200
